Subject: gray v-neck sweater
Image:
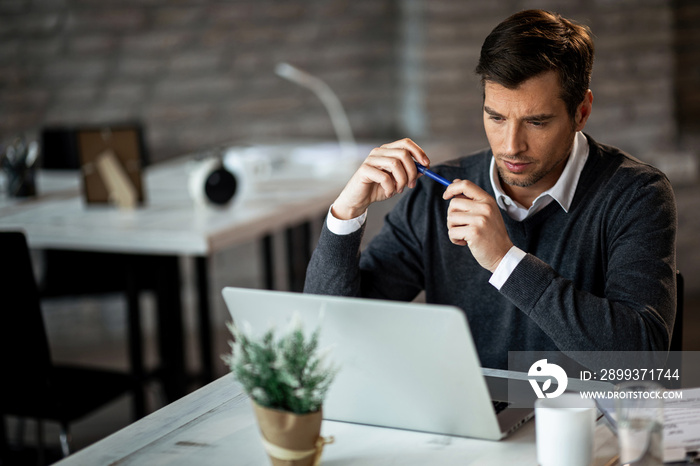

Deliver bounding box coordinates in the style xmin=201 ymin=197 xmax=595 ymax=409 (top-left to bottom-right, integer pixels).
xmin=304 ymin=135 xmax=677 ymax=369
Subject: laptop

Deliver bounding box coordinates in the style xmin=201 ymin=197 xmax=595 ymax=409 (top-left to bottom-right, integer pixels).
xmin=221 ymin=287 xmax=534 ymax=440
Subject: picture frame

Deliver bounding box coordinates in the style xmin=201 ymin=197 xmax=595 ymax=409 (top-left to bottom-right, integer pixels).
xmin=76 ymin=125 xmax=146 ymax=207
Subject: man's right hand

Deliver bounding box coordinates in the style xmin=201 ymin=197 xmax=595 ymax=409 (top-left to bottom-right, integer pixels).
xmin=331 ymin=138 xmax=431 ymax=220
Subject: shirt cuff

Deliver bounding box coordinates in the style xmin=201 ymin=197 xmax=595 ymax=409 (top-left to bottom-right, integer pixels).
xmin=326 ymin=205 xmax=367 ymax=235
xmin=489 ymin=246 xmax=527 ymax=290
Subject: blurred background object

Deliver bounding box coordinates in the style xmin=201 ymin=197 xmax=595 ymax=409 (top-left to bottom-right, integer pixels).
xmin=275 ymin=61 xmax=357 ymax=160
xmin=1 ymin=136 xmax=39 ymax=197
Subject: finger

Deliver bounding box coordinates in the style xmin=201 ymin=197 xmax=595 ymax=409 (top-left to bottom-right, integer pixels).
xmin=446 ymin=225 xmax=468 ymax=246
xmin=367 ymin=149 xmax=421 ymax=191
xmin=448 ymin=203 xmax=499 ymax=235
xmin=370 ymin=146 xmax=420 ymax=176
xmin=443 ymin=179 xmax=489 ymax=202
xmin=380 ymin=138 xmax=430 ymax=166
xmin=443 ymin=179 xmax=465 ymax=200
xmin=448 ymin=221 xmax=483 ymax=245
xmin=357 ymin=163 xmax=401 ymax=198
xmin=365 ymin=154 xmax=411 ymax=193
xmin=448 ymin=213 xmax=490 ymax=234
xmin=446 ymin=210 xmax=469 ymax=229
xmin=446 ymin=196 xmax=474 ymax=216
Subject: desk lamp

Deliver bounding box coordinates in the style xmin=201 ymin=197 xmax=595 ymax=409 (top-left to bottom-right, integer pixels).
xmin=274 ymin=62 xmax=358 ymax=160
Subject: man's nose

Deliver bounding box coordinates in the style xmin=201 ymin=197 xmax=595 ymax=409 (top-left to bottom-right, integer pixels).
xmin=503 ymin=123 xmax=527 ymax=156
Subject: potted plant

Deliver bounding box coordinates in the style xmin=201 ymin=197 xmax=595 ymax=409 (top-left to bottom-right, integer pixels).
xmin=223 ymin=315 xmax=338 ymax=466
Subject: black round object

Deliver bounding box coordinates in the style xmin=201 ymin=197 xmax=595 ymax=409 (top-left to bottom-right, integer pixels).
xmin=204 ymin=167 xmax=237 ymax=205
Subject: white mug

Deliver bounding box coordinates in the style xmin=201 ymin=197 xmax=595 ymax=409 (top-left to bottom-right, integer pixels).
xmin=535 ymin=393 xmax=596 ymax=466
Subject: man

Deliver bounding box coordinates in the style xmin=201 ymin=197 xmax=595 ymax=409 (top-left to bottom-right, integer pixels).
xmin=304 ymin=9 xmax=677 ymax=369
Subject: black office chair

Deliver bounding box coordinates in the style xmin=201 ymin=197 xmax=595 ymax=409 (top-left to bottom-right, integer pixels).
xmin=670 ymin=270 xmax=684 ymax=352
xmin=0 ymin=231 xmax=135 ymax=463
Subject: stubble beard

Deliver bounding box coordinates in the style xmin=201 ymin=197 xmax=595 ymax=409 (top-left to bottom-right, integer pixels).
xmin=496 ymin=158 xmax=542 ymax=188
xmin=496 ymin=135 xmax=576 ymax=189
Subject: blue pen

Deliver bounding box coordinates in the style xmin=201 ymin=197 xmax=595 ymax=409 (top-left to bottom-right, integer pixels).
xmin=414 ymin=162 xmax=451 ymax=187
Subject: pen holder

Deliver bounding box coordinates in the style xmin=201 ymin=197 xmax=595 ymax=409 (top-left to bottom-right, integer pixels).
xmin=2 ymin=136 xmax=38 ymax=198
xmin=5 ymin=164 xmax=36 ymax=198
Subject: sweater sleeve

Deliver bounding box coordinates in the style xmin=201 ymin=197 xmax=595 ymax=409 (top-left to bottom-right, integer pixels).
xmin=304 ymin=180 xmax=429 ymax=301
xmin=500 ymin=171 xmax=677 ymax=353
xmin=303 ymin=219 xmax=366 ymax=297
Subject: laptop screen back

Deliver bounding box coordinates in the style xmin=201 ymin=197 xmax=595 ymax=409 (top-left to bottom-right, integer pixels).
xmin=222 ymin=287 xmax=504 ymax=439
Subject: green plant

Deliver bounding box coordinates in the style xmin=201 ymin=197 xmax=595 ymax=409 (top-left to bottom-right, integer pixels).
xmin=223 ymin=315 xmax=338 ymax=414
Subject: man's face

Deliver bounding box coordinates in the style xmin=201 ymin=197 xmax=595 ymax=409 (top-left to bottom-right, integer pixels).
xmin=483 ymin=71 xmax=588 ymax=200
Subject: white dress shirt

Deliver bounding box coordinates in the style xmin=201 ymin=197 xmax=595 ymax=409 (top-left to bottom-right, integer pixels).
xmin=489 ymin=131 xmax=589 ymax=288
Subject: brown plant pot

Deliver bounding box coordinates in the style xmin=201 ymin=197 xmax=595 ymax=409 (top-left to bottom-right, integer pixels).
xmin=252 ymin=402 xmax=331 ymax=466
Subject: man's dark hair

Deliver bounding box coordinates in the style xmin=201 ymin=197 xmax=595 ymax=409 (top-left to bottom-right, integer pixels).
xmin=475 ymin=9 xmax=595 ymax=120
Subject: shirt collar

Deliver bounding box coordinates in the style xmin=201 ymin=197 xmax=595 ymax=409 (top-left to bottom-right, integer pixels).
xmin=489 ymin=131 xmax=589 ymax=219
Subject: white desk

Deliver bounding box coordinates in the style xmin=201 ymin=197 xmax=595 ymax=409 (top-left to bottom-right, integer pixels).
xmin=54 ymin=373 xmax=619 ymax=465
xmin=0 ymin=146 xmax=367 ymax=256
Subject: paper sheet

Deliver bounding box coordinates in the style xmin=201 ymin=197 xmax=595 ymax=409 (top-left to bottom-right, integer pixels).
xmin=595 ymin=387 xmax=700 ymax=463
xmin=664 ymin=387 xmax=700 ymax=462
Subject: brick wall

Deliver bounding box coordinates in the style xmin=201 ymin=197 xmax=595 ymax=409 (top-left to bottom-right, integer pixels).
xmin=0 ymin=0 xmax=696 ymax=165
xmin=0 ymin=0 xmax=398 ymax=162
xmin=674 ymin=0 xmax=700 ymax=148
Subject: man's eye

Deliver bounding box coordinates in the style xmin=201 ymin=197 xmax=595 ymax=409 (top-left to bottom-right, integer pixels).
xmin=528 ymin=120 xmax=545 ymax=127
xmin=489 ymin=116 xmax=504 ymax=123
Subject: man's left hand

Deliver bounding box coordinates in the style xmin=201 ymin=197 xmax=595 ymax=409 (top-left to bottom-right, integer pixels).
xmin=443 ymin=179 xmax=513 ymax=273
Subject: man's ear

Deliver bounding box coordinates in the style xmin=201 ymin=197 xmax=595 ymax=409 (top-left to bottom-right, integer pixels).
xmin=575 ymin=89 xmax=593 ymax=131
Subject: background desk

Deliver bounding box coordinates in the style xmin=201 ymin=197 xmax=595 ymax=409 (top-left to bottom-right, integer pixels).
xmin=0 ymin=142 xmax=459 ymax=410
xmin=54 ymin=373 xmax=619 ymax=465
xmin=0 ymin=143 xmax=375 ymax=406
